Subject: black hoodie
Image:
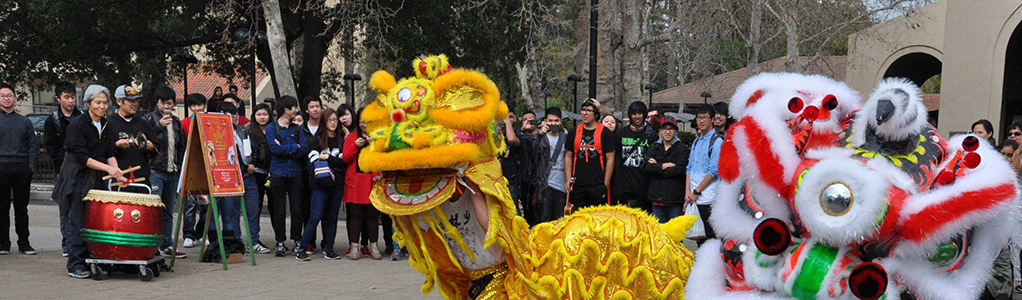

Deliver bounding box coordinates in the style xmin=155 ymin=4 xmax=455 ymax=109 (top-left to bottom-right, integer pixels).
xmin=106 ymin=112 xmax=157 ymax=180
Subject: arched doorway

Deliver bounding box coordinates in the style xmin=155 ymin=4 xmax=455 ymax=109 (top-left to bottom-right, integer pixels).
xmin=883 ymin=52 xmax=942 ymax=126
xmin=1002 ymin=22 xmax=1022 ymax=140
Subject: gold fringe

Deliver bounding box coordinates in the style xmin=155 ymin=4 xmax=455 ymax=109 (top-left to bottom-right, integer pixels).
xmin=83 ymin=190 xmax=165 ymax=208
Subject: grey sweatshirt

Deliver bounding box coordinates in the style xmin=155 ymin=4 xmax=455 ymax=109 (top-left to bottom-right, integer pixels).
xmin=0 ymin=109 xmax=38 ymax=170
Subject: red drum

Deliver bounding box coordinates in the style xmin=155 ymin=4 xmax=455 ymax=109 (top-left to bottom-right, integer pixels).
xmin=82 ymin=189 xmax=165 ymax=261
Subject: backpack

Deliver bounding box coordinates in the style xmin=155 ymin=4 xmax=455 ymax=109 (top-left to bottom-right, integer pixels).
xmin=570 ymin=123 xmax=611 ymax=204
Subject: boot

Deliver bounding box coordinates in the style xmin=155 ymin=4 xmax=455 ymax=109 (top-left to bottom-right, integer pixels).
xmin=348 ymin=243 xmax=361 ymax=260
xmin=369 ymin=242 xmax=383 ymax=260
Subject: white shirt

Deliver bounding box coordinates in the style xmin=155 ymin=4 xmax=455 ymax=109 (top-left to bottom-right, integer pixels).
xmin=309 ymin=124 xmax=319 ymax=136
xmin=418 ymin=192 xmax=504 ymax=270
xmin=92 ymin=120 xmax=102 ymax=133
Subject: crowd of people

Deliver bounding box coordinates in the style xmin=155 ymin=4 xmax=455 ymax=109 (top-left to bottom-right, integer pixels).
xmin=499 ymin=98 xmax=733 ymax=246
xmin=0 ymin=82 xmax=406 ymax=279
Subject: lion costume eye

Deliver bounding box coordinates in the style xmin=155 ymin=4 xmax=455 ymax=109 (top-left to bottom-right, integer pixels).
xmin=397 ymin=88 xmax=412 ymax=103
xmin=820 ymin=182 xmax=853 ymax=216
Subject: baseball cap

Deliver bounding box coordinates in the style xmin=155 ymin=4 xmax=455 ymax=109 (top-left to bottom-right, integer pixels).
xmin=582 ymin=98 xmax=601 ymax=115
xmin=115 ymin=85 xmax=142 ymax=100
xmin=660 ymin=116 xmax=678 ymax=129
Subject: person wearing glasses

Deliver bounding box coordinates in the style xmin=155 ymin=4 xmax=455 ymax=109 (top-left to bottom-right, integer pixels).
xmin=563 ymin=99 xmax=617 ymax=213
xmin=1006 ymin=123 xmax=1022 ymax=174
xmin=685 ymin=104 xmax=722 ymax=246
xmin=0 ymin=83 xmax=39 ymax=256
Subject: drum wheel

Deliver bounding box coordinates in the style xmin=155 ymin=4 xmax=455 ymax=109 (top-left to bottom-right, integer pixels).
xmin=150 ymin=263 xmax=161 ymax=277
xmin=138 ymin=266 xmax=154 ymax=282
xmin=90 ymin=264 xmax=105 ymax=281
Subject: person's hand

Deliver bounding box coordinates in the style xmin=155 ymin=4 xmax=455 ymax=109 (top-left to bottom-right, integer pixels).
xmin=648 ymin=158 xmax=657 ymax=164
xmin=319 ymin=152 xmax=330 ymax=160
xmin=159 ymin=114 xmax=172 ymax=127
xmin=505 ymin=112 xmax=516 ymax=124
xmin=116 ymin=139 xmax=131 ymax=149
xmin=662 ymin=162 xmax=675 ymax=169
xmin=685 ymin=192 xmax=697 ymax=205
xmin=107 ymin=166 xmax=126 ymax=182
xmin=564 ymin=181 xmax=573 ymax=193
xmin=539 ymin=123 xmax=549 ymax=135
xmin=355 ymin=137 xmax=367 ymax=147
xmin=146 ymin=140 xmax=155 ymax=150
xmin=247 ymin=164 xmax=257 ymax=174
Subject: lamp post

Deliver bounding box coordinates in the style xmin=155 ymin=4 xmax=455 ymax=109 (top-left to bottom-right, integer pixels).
xmin=644 ymin=83 xmax=658 ymax=109
xmin=232 ymin=28 xmax=267 ymax=113
xmin=567 ymin=74 xmax=584 ymax=112
xmin=700 ymin=91 xmax=712 ymax=104
xmin=343 ymin=73 xmax=363 ymax=110
xmin=543 ymin=90 xmax=552 ymax=110
xmin=171 ymin=53 xmax=198 ymax=117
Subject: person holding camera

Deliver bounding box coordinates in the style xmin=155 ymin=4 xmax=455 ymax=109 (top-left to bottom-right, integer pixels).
xmin=143 ymin=86 xmax=187 ymax=258
xmin=529 ymin=107 xmax=568 ymax=223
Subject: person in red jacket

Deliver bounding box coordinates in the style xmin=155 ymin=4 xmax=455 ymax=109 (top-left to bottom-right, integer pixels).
xmin=342 ymin=108 xmax=382 ymax=260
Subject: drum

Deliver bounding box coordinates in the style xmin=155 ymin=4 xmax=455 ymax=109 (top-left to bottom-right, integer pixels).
xmin=82 ymin=188 xmax=165 ymax=261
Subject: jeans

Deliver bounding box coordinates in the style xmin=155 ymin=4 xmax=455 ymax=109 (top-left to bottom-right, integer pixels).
xmin=241 ymin=175 xmax=261 ymax=244
xmin=65 ymin=179 xmax=89 ymax=272
xmin=651 ymin=204 xmax=684 ymax=223
xmin=300 ymin=187 xmax=342 ymax=249
xmin=0 ymin=162 xmax=32 ymax=248
xmin=217 ymin=175 xmax=261 ymax=242
xmin=149 ymin=170 xmax=179 ymax=248
xmin=696 ymin=204 xmax=717 ymax=246
xmin=270 ymin=175 xmax=304 ymax=242
xmin=217 ymin=195 xmax=242 ymax=240
xmin=536 ymin=187 xmax=566 ymax=223
xmin=182 ymin=195 xmax=208 ymax=240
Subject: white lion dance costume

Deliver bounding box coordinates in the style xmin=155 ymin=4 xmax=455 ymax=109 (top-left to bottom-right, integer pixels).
xmin=686 ymin=73 xmax=1020 ymax=299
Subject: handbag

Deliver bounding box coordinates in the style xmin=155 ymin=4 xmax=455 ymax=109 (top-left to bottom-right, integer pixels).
xmin=685 ymin=203 xmax=706 ymax=240
xmin=313 ymin=159 xmax=335 ymax=187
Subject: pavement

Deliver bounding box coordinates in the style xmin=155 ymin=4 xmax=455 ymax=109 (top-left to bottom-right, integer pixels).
xmin=0 ymin=204 xmax=441 ymax=299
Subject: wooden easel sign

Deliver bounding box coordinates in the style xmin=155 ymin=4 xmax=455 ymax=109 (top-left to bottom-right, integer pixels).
xmin=178 ymin=112 xmax=244 ymax=197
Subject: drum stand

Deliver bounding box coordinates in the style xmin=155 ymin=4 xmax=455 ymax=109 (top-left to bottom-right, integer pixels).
xmin=170 ymin=193 xmax=256 ymax=270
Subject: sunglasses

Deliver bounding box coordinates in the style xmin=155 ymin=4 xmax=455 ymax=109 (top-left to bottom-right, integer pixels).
xmin=1011 ymin=132 xmax=1022 ymax=137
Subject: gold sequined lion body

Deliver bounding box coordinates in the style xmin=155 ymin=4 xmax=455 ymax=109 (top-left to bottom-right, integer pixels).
xmin=361 ymin=54 xmax=697 ymax=300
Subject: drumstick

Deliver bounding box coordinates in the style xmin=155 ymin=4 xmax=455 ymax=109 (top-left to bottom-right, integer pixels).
xmin=101 ymin=166 xmax=141 ymax=180
xmin=109 ymin=177 xmax=146 ymax=188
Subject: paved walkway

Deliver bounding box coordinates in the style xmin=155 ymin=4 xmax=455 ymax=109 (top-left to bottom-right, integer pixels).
xmin=0 ymin=204 xmax=440 ymax=299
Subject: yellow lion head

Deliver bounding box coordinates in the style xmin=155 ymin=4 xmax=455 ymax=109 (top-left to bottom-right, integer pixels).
xmin=360 ymin=54 xmax=509 ymax=215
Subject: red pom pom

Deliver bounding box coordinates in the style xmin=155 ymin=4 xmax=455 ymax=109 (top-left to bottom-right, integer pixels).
xmin=822 ymin=94 xmax=838 ymax=110
xmin=391 ymin=109 xmax=406 ymax=123
xmin=849 ymin=262 xmax=888 ymax=300
xmin=788 ymin=97 xmax=804 ymax=113
xmin=962 ymin=136 xmax=979 ymax=152
xmin=754 ymin=218 xmax=791 ymax=256
xmin=937 ymin=170 xmax=956 ymax=185
xmin=964 ymin=152 xmax=981 ymax=169
xmin=802 ymin=106 xmax=820 ymax=121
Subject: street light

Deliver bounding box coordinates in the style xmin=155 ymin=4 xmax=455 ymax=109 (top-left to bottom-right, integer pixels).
xmin=232 ymin=28 xmax=267 ymax=114
xmin=543 ymin=90 xmax=552 ymax=109
xmin=343 ymin=73 xmax=363 ymax=110
xmin=567 ymin=74 xmax=584 ymax=113
xmin=171 ymin=53 xmax=198 ymax=117
xmin=644 ymin=83 xmax=658 ymax=109
xmin=700 ymin=91 xmax=712 ymax=104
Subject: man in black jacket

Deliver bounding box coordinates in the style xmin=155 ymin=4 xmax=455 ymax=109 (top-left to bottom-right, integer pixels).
xmin=529 ymin=107 xmax=569 ymax=223
xmin=643 ymin=116 xmax=689 ymax=223
xmin=43 ymin=81 xmax=80 ymax=256
xmin=614 ymin=101 xmax=659 ymax=214
xmin=0 ymin=82 xmax=38 ymax=255
xmin=107 ymin=85 xmax=157 ymax=181
xmin=142 ymin=86 xmax=187 ymax=258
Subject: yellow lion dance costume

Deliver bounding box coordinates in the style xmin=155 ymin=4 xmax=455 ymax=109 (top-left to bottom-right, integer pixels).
xmin=361 ymin=54 xmax=697 ymax=300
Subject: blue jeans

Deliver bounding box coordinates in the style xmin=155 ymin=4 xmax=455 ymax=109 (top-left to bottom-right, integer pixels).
xmin=182 ymin=195 xmax=208 ymax=240
xmin=219 ymin=175 xmax=260 ymax=242
xmin=300 ymin=187 xmax=342 ymax=250
xmin=149 ymin=170 xmax=179 ymax=248
xmin=651 ymin=204 xmax=684 ymax=223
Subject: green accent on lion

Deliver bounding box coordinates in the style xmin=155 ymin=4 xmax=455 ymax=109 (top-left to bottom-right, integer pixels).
xmin=389 ymin=127 xmax=411 ymax=150
xmin=792 ymin=244 xmax=838 ymax=300
xmin=81 ymin=228 xmax=162 ymax=247
xmin=929 ymin=241 xmax=959 ymax=263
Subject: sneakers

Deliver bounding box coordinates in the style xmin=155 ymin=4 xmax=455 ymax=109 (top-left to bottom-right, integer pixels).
xmin=391 ymin=247 xmax=404 ymax=261
xmin=159 ymin=246 xmax=187 ymax=258
xmin=275 ymin=242 xmax=287 ymax=257
xmin=368 ymin=242 xmax=383 ymax=260
xmin=18 ymin=243 xmax=37 ymax=255
xmin=347 ymin=243 xmax=361 ymax=260
xmin=0 ymin=245 xmax=9 ymax=255
xmin=62 ymin=251 xmax=68 ymax=257
xmin=324 ymin=248 xmax=341 ymax=260
xmin=253 ymin=242 xmax=271 ymax=254
xmin=292 ymin=241 xmax=302 ymax=255
xmin=67 ymin=269 xmax=91 ymax=279
xmin=183 ymin=238 xmax=197 ymax=248
xmin=294 ymin=248 xmax=310 ymax=261
xmin=361 ymin=245 xmax=370 ymax=258
xmin=305 ymin=244 xmax=314 ymax=255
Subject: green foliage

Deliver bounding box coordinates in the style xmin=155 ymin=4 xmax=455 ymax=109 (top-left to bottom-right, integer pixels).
xmin=922 ymin=74 xmax=941 ymax=94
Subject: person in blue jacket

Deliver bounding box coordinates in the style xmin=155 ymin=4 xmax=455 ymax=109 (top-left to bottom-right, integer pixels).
xmin=264 ymin=95 xmax=309 ymax=257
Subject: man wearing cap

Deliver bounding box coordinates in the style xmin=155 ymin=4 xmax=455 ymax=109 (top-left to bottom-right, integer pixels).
xmin=614 ymin=101 xmax=659 ymax=213
xmin=644 ymin=116 xmax=689 ymax=223
xmin=563 ymin=99 xmax=617 ymax=213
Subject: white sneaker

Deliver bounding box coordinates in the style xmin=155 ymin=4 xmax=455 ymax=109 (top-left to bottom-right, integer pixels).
xmin=252 ymin=243 xmax=271 ymax=254
xmin=183 ymin=238 xmax=197 ymax=248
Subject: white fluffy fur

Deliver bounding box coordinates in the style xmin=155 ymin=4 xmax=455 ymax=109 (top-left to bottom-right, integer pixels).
xmin=792 ymin=157 xmax=890 ymax=247
xmin=731 ymin=73 xmax=862 ymax=125
xmin=685 ymin=239 xmax=794 ymax=300
xmin=852 ymin=77 xmax=928 ymax=144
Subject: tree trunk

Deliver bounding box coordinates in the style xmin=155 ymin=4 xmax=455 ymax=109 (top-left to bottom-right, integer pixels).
xmin=515 ymin=62 xmax=537 ymax=111
xmin=617 ymin=0 xmax=644 ymax=113
xmin=748 ymin=0 xmax=763 ymax=76
xmin=596 ymin=0 xmax=621 ymax=112
xmin=262 ymin=0 xmax=298 ymax=98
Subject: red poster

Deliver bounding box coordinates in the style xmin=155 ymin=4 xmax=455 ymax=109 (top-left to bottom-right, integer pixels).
xmin=192 ymin=113 xmax=244 ymax=196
